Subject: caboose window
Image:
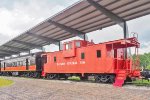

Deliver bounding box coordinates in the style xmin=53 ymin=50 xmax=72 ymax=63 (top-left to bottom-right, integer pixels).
xmin=66 ymin=43 xmax=72 ymax=50
xmin=76 ymin=41 xmax=81 ymax=48
xmin=54 ymin=56 xmax=57 ymax=62
xmin=68 ymin=43 xmax=72 ymax=49
xmin=81 ymin=53 xmax=85 ymax=59
xmin=97 ymin=50 xmax=101 ymax=58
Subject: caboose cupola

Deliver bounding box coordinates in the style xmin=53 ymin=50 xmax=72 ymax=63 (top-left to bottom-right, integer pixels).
xmin=63 ymin=40 xmax=95 ymax=51
xmin=62 ymin=40 xmax=94 ymax=58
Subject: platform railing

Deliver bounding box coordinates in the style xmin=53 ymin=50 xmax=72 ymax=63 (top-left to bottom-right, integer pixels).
xmin=114 ymin=58 xmax=132 ymax=72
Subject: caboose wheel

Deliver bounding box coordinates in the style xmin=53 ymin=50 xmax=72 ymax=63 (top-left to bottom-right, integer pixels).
xmin=80 ymin=75 xmax=88 ymax=81
xmin=95 ymin=75 xmax=110 ymax=83
xmin=95 ymin=75 xmax=101 ymax=83
xmin=100 ymin=75 xmax=109 ymax=83
xmin=47 ymin=74 xmax=57 ymax=79
xmin=109 ymin=75 xmax=115 ymax=83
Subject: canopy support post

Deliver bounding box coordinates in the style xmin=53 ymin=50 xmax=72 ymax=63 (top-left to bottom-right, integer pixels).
xmin=83 ymin=34 xmax=86 ymax=41
xmin=123 ymin=21 xmax=129 ymax=59
xmin=59 ymin=42 xmax=61 ymax=51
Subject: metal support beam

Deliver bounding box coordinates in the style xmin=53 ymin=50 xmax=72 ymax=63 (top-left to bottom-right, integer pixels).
xmin=2 ymin=57 xmax=5 ymax=60
xmin=48 ymin=20 xmax=85 ymax=35
xmin=38 ymin=47 xmax=44 ymax=51
xmin=0 ymin=53 xmax=11 ymax=57
xmin=86 ymin=0 xmax=129 ymax=38
xmin=0 ymin=50 xmax=19 ymax=54
xmin=123 ymin=22 xmax=129 ymax=39
xmin=81 ymin=34 xmax=88 ymax=41
xmin=87 ymin=0 xmax=129 ymax=59
xmin=41 ymin=47 xmax=44 ymax=52
xmin=16 ymin=53 xmax=21 ymax=57
xmin=0 ymin=57 xmax=4 ymax=59
xmin=13 ymin=40 xmax=42 ymax=48
xmin=123 ymin=22 xmax=129 ymax=59
xmin=87 ymin=0 xmax=125 ymax=27
xmin=28 ymin=50 xmax=31 ymax=54
xmin=59 ymin=42 xmax=61 ymax=51
xmin=3 ymin=45 xmax=29 ymax=52
xmin=0 ymin=53 xmax=10 ymax=56
xmin=26 ymin=32 xmax=59 ymax=43
xmin=83 ymin=34 xmax=86 ymax=41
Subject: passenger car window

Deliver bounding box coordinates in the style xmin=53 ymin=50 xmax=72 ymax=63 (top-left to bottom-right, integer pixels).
xmin=30 ymin=59 xmax=36 ymax=65
xmin=20 ymin=61 xmax=23 ymax=66
xmin=23 ymin=61 xmax=26 ymax=66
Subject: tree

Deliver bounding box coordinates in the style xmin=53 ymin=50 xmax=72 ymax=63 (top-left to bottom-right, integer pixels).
xmin=132 ymin=53 xmax=150 ymax=70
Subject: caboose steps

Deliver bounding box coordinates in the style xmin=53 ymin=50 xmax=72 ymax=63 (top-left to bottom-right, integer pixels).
xmin=113 ymin=79 xmax=125 ymax=87
xmin=113 ymin=70 xmax=127 ymax=87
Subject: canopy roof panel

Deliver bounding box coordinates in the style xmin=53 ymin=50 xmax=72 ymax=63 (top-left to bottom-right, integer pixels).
xmin=0 ymin=0 xmax=150 ymax=57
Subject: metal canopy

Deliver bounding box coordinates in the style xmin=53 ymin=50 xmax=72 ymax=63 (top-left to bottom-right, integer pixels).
xmin=0 ymin=0 xmax=150 ymax=57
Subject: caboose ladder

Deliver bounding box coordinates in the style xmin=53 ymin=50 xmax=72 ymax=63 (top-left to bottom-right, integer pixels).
xmin=113 ymin=70 xmax=127 ymax=87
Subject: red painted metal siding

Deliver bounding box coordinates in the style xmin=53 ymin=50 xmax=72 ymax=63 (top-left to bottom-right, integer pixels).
xmin=1 ymin=65 xmax=36 ymax=72
xmin=43 ymin=43 xmax=115 ymax=74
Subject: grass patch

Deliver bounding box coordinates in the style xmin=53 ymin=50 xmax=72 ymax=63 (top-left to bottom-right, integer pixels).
xmin=133 ymin=79 xmax=150 ymax=86
xmin=0 ymin=78 xmax=14 ymax=87
xmin=68 ymin=76 xmax=80 ymax=81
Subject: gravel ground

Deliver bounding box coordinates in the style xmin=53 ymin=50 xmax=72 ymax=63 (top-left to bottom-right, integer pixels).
xmin=0 ymin=76 xmax=150 ymax=100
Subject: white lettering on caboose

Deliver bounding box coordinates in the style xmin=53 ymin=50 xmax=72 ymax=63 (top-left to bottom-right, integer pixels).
xmin=57 ymin=61 xmax=85 ymax=66
xmin=80 ymin=61 xmax=85 ymax=64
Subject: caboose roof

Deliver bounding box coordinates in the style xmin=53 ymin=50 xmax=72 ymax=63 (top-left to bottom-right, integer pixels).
xmin=0 ymin=0 xmax=149 ymax=57
xmin=104 ymin=37 xmax=140 ymax=48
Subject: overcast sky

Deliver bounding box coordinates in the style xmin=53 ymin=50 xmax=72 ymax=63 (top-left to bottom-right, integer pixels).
xmin=0 ymin=0 xmax=150 ymax=54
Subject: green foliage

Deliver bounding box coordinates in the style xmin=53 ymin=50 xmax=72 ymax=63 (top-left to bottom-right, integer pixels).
xmin=147 ymin=65 xmax=150 ymax=70
xmin=132 ymin=52 xmax=150 ymax=70
xmin=68 ymin=76 xmax=80 ymax=81
xmin=133 ymin=79 xmax=150 ymax=86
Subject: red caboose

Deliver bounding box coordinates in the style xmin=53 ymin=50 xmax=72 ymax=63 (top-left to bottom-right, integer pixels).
xmin=42 ymin=37 xmax=140 ymax=86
